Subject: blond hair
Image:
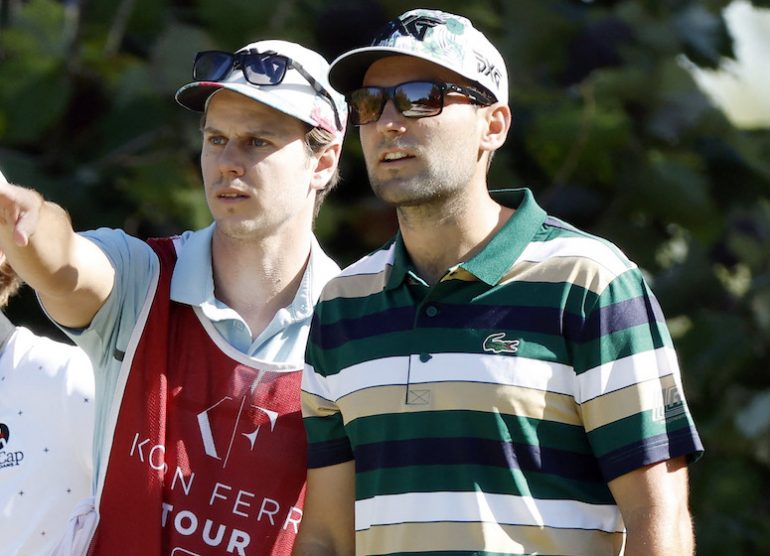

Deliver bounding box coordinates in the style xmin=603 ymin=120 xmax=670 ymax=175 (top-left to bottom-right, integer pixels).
xmin=0 ymin=261 xmax=23 ymax=309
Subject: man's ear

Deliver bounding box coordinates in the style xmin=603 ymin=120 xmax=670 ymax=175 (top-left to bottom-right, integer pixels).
xmin=310 ymin=141 xmax=342 ymax=192
xmin=479 ymin=103 xmax=511 ymax=154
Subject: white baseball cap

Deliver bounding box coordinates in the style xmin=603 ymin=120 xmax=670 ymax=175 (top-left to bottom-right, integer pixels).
xmin=329 ymin=9 xmax=508 ymax=103
xmin=175 ymin=40 xmax=347 ymax=136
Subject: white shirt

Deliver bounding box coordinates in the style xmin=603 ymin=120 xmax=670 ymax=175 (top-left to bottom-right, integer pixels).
xmin=0 ymin=326 xmax=94 ymax=556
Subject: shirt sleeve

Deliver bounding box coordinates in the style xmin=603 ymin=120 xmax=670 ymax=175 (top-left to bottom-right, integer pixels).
xmin=571 ymin=267 xmax=703 ymax=482
xmin=59 ymin=228 xmax=158 ymax=374
xmin=301 ymin=305 xmax=354 ymax=468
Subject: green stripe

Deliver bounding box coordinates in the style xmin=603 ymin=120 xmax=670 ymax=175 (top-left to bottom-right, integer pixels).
xmin=319 ymin=276 xmax=600 ymax=321
xmin=587 ymin=406 xmax=696 ymax=456
xmin=355 ymin=464 xmax=614 ymax=504
xmin=316 ymin=287 xmax=415 ymax=323
xmin=309 ymin=326 xmax=573 ymax=374
xmin=303 ymin=414 xmax=348 ymax=444
xmin=596 ymin=268 xmax=650 ymax=307
xmin=347 ymin=410 xmax=592 ymax=454
xmin=573 ymin=322 xmax=673 ymax=373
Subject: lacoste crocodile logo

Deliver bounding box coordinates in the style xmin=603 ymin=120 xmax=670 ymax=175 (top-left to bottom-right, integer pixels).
xmin=483 ymin=332 xmax=520 ymax=354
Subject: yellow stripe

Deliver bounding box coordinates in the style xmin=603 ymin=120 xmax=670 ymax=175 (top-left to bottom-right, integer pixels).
xmin=356 ymin=521 xmax=623 ymax=556
xmin=580 ymin=374 xmax=679 ymax=432
xmin=337 ymin=381 xmax=581 ymax=426
xmin=500 ymin=257 xmax=615 ymax=294
xmin=301 ymin=390 xmax=340 ymax=418
xmin=441 ymin=266 xmax=479 ymax=282
xmin=321 ymin=268 xmax=390 ymax=301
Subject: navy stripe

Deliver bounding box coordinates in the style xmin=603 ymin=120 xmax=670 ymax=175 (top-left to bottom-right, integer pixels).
xmin=598 ymin=427 xmax=704 ymax=482
xmin=579 ymin=295 xmax=664 ymax=343
xmin=315 ymin=304 xmax=578 ymax=351
xmin=354 ymin=437 xmax=604 ymax=482
xmin=424 ymin=304 xmax=566 ymax=336
xmin=311 ymin=306 xmax=416 ymax=350
xmin=314 ymin=295 xmax=664 ymax=350
xmin=307 ymin=437 xmax=354 ymax=469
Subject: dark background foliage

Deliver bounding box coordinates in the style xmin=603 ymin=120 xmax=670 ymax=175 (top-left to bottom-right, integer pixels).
xmin=1 ymin=0 xmax=769 ymax=552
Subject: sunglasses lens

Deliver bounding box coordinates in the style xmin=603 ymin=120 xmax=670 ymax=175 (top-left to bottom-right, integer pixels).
xmin=348 ymin=82 xmax=445 ymax=125
xmin=397 ymin=82 xmax=443 ymax=117
xmin=193 ymin=52 xmax=234 ymax=81
xmin=349 ymin=88 xmax=387 ymax=126
xmin=242 ymin=54 xmax=288 ymax=85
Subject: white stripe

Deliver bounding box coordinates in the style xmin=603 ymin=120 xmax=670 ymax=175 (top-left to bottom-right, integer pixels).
xmin=576 ymin=346 xmax=680 ymax=404
xmin=301 ymin=362 xmax=338 ymax=400
xmin=520 ymin=237 xmax=634 ymax=278
xmin=312 ymin=353 xmax=577 ymax=401
xmin=411 ymin=353 xmax=576 ymax=395
xmin=338 ymin=244 xmax=395 ymax=278
xmin=305 ymin=356 xmax=409 ymax=400
xmin=355 ymin=491 xmax=623 ymax=533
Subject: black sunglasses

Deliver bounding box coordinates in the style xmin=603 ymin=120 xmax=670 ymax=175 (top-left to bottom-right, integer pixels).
xmin=192 ymin=49 xmax=343 ymax=131
xmin=347 ymin=80 xmax=495 ymax=126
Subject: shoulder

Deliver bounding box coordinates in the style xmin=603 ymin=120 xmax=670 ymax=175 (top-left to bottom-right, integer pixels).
xmin=511 ymin=216 xmax=642 ymax=296
xmin=81 ymin=227 xmax=152 ymax=253
xmin=318 ymin=239 xmax=398 ymax=304
xmin=540 ymin=217 xmax=635 ymax=271
xmin=309 ymin=235 xmax=343 ymax=293
xmin=5 ymin=327 xmax=93 ymax=389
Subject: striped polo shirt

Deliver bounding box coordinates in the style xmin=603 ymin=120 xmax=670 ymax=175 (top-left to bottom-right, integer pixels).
xmin=302 ymin=188 xmax=703 ymax=556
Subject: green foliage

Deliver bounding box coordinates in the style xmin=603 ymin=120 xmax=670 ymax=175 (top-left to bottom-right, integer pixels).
xmin=1 ymin=0 xmax=769 ymax=551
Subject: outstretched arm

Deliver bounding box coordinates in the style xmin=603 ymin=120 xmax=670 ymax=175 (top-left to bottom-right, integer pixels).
xmin=608 ymin=456 xmax=695 ymax=556
xmin=0 ymin=174 xmax=114 ymax=328
xmin=293 ymin=461 xmax=356 ymax=556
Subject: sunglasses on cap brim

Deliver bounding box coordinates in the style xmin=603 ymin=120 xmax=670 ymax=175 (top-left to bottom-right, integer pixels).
xmin=192 ymin=49 xmax=343 ymax=132
xmin=347 ymin=80 xmax=495 ymax=126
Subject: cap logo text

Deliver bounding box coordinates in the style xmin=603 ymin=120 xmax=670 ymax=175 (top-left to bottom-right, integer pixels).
xmin=475 ymin=52 xmax=502 ymax=90
xmin=374 ymin=14 xmax=444 ymax=43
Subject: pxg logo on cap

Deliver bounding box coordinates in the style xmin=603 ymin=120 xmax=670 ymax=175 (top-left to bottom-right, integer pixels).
xmin=329 ymin=9 xmax=508 ymax=104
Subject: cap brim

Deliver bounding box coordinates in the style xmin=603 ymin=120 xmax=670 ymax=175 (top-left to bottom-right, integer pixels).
xmin=329 ymin=46 xmax=461 ymax=94
xmin=174 ymin=81 xmax=320 ymax=129
xmin=175 ymin=81 xmax=225 ymax=112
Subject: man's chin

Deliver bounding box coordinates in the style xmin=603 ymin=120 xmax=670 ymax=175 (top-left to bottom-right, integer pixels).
xmin=214 ymin=219 xmax=266 ymax=242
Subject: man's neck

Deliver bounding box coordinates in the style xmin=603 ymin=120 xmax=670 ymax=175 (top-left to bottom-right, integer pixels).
xmin=210 ymin=229 xmax=312 ymax=340
xmin=397 ymin=189 xmax=513 ymax=285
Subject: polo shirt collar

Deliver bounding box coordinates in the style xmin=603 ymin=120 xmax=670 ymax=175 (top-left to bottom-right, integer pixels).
xmin=462 ymin=188 xmax=546 ymax=285
xmin=384 ymin=188 xmax=546 ymax=289
xmin=170 ymin=223 xmax=338 ymax=322
xmin=385 ymin=233 xmax=411 ymax=290
xmin=170 ymin=223 xmax=216 ymax=307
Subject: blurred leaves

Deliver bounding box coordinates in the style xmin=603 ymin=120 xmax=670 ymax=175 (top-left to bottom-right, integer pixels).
xmin=1 ymin=0 xmax=769 ymax=552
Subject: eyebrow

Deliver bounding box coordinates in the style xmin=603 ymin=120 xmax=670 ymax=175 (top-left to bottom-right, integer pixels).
xmin=201 ymin=125 xmax=282 ymax=137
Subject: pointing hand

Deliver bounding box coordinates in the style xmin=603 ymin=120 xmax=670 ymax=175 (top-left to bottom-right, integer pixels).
xmin=0 ymin=168 xmax=43 ymax=247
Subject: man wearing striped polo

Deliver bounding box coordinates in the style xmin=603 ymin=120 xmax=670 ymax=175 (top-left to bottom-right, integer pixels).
xmin=295 ymin=8 xmax=703 ymax=556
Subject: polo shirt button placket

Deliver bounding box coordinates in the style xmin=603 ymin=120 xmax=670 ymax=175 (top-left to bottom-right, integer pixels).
xmin=419 ymin=305 xmax=438 ymax=362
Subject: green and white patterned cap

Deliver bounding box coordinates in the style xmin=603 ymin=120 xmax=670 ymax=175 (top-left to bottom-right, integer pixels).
xmin=329 ymin=9 xmax=507 ymax=103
